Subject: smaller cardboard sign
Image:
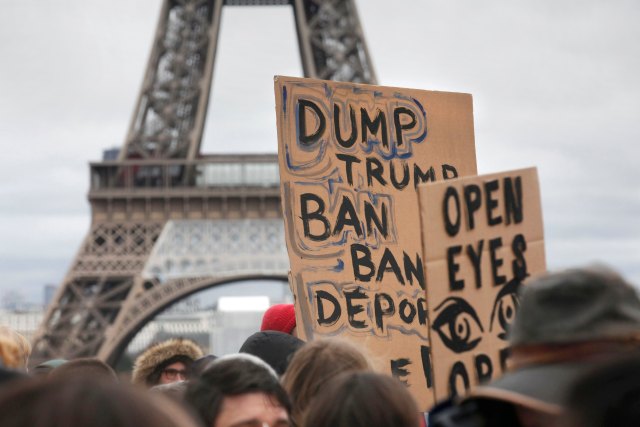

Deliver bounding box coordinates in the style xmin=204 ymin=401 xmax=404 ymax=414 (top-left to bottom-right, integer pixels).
xmin=417 ymin=167 xmax=545 ymax=401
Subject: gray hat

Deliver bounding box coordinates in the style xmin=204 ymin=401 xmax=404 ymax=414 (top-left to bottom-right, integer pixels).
xmin=468 ymin=265 xmax=640 ymax=413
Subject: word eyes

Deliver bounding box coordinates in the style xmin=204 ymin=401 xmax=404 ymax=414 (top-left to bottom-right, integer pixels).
xmin=432 ymin=297 xmax=484 ymax=353
xmin=490 ymin=278 xmax=522 ymax=340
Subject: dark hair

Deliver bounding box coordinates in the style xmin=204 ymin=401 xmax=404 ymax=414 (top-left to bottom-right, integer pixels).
xmin=185 ymin=356 xmax=290 ymax=426
xmin=282 ymin=338 xmax=370 ymax=425
xmin=303 ymin=372 xmax=420 ymax=427
xmin=565 ymin=352 xmax=640 ymax=427
xmin=49 ymin=358 xmax=118 ymax=382
xmin=0 ymin=377 xmax=203 ymax=427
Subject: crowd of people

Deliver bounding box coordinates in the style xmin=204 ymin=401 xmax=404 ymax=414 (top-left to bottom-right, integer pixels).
xmin=1 ymin=265 xmax=640 ymax=427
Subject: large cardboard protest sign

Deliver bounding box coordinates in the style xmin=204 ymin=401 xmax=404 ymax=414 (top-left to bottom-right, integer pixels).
xmin=275 ymin=76 xmax=477 ymax=408
xmin=417 ymin=167 xmax=545 ymax=401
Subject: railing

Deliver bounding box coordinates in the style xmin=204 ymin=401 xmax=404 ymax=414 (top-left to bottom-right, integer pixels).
xmin=90 ymin=156 xmax=280 ymax=191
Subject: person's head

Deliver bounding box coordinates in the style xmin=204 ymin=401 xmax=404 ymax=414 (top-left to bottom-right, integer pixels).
xmin=0 ymin=326 xmax=31 ymax=370
xmin=132 ymin=338 xmax=203 ymax=387
xmin=239 ymin=331 xmax=305 ymax=376
xmin=49 ymin=358 xmax=118 ymax=382
xmin=282 ymin=338 xmax=371 ymax=425
xmin=563 ymin=352 xmax=640 ymax=427
xmin=261 ymin=304 xmax=296 ymax=335
xmin=303 ymin=372 xmax=420 ymax=427
xmin=465 ymin=265 xmax=640 ymax=425
xmin=0 ymin=377 xmax=203 ymax=427
xmin=190 ymin=355 xmax=218 ymax=377
xmin=185 ymin=354 xmax=290 ymax=427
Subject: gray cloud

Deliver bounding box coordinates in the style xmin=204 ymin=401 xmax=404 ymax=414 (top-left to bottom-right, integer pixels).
xmin=1 ymin=0 xmax=639 ymax=303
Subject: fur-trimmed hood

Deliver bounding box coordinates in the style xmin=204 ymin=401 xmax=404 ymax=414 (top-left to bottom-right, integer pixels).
xmin=131 ymin=338 xmax=203 ymax=386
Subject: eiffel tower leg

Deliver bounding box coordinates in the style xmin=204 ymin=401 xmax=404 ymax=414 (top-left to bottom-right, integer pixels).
xmin=31 ymin=222 xmax=163 ymax=364
xmin=293 ymin=0 xmax=377 ymax=83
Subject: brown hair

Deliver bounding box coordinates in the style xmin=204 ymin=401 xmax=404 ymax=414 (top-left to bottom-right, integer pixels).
xmin=281 ymin=338 xmax=371 ymax=425
xmin=49 ymin=358 xmax=118 ymax=382
xmin=303 ymin=372 xmax=421 ymax=427
xmin=0 ymin=377 xmax=203 ymax=427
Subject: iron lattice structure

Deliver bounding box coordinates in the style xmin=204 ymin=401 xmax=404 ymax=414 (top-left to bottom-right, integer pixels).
xmin=31 ymin=0 xmax=376 ymax=365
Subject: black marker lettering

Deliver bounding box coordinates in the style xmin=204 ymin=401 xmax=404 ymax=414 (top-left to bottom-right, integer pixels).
xmin=333 ymin=196 xmax=363 ymax=238
xmin=300 ymin=193 xmax=330 ymax=241
xmin=335 ymin=154 xmax=360 ymax=186
xmin=444 ymin=186 xmax=461 ymax=237
xmin=463 ymin=184 xmax=482 ymax=230
xmin=474 ymin=354 xmax=493 ymax=383
xmin=351 ymin=244 xmax=374 ymax=282
xmin=333 ymin=103 xmax=357 ymax=148
xmin=345 ymin=287 xmax=368 ymax=329
xmin=489 ymin=237 xmax=506 ymax=286
xmin=484 ymin=179 xmax=502 ymax=226
xmin=315 ymin=290 xmax=341 ymax=326
xmin=391 ymin=358 xmax=411 ymax=386
xmin=466 ymin=240 xmax=484 ymax=289
xmin=361 ymin=108 xmax=389 ymax=148
xmin=511 ymin=233 xmax=528 ymax=281
xmin=298 ymin=99 xmax=325 ymax=145
xmin=374 ymin=293 xmax=395 ymax=330
xmin=366 ymin=157 xmax=387 ymax=186
xmin=504 ymin=176 xmax=523 ymax=225
xmin=393 ymin=106 xmax=417 ymax=147
xmin=447 ymin=245 xmax=464 ymax=291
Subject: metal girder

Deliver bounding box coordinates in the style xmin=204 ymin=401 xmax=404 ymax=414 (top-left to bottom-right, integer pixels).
xmin=121 ymin=0 xmax=376 ymax=160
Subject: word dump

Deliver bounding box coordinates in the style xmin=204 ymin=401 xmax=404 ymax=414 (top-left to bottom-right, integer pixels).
xmin=276 ymin=76 xmax=477 ymax=410
xmin=419 ymin=168 xmax=545 ymax=401
xmin=297 ymin=98 xmax=423 ymax=150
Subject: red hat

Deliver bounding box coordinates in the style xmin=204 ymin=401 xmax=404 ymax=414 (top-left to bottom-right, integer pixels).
xmin=261 ymin=304 xmax=296 ymax=334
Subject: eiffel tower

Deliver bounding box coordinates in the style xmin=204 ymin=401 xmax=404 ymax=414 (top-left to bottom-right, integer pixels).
xmin=31 ymin=0 xmax=376 ymax=365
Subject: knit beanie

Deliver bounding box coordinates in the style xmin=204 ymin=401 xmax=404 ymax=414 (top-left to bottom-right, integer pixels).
xmin=260 ymin=304 xmax=296 ymax=334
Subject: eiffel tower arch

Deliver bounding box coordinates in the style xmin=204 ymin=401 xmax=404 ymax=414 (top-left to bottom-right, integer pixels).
xmin=31 ymin=0 xmax=376 ymax=365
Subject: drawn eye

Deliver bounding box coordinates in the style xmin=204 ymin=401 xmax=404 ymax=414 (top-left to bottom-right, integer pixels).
xmin=432 ymin=297 xmax=483 ymax=353
xmin=490 ymin=278 xmax=522 ymax=340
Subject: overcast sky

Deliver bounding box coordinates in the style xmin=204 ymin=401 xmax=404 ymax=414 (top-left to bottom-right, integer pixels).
xmin=1 ymin=0 xmax=638 ymax=305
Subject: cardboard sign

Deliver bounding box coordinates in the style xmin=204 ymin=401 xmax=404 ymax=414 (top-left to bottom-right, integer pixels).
xmin=417 ymin=167 xmax=545 ymax=401
xmin=275 ymin=76 xmax=477 ymax=409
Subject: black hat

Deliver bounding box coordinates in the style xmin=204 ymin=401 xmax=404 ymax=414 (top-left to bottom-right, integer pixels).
xmin=239 ymin=331 xmax=305 ymax=376
xmin=467 ymin=265 xmax=640 ymax=413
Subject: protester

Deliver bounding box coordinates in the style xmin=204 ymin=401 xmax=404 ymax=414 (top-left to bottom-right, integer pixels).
xmin=261 ymin=303 xmax=296 ymax=335
xmin=429 ymin=265 xmax=640 ymax=427
xmin=563 ymin=352 xmax=640 ymax=427
xmin=304 ymin=371 xmax=421 ymax=427
xmin=49 ymin=357 xmax=118 ymax=382
xmin=185 ymin=353 xmax=290 ymax=427
xmin=132 ymin=337 xmax=203 ymax=387
xmin=0 ymin=326 xmax=31 ymax=370
xmin=282 ymin=338 xmax=371 ymax=426
xmin=239 ymin=330 xmax=305 ymax=376
xmin=0 ymin=376 xmax=204 ymax=427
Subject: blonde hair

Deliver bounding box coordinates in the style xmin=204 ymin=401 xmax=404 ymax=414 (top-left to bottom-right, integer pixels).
xmin=282 ymin=338 xmax=371 ymax=425
xmin=0 ymin=326 xmax=31 ymax=369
